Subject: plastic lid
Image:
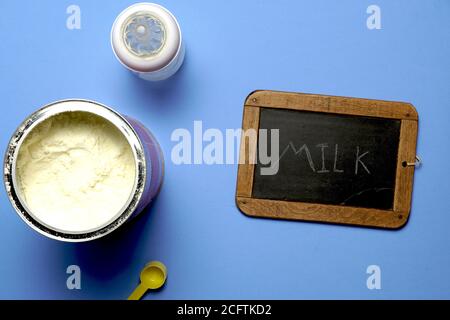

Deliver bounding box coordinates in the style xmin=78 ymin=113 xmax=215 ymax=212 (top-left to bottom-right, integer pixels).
xmin=111 ymin=3 xmax=181 ymax=73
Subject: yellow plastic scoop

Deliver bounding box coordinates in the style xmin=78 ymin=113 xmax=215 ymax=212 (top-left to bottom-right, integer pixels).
xmin=128 ymin=261 xmax=167 ymax=300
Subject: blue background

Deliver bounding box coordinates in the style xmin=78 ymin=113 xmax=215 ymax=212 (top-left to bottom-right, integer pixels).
xmin=0 ymin=0 xmax=449 ymax=300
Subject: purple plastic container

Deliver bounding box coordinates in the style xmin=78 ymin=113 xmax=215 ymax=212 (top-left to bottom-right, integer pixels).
xmin=3 ymin=99 xmax=164 ymax=242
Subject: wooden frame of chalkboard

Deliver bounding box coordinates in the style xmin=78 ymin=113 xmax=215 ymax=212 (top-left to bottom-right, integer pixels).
xmin=236 ymin=90 xmax=418 ymax=229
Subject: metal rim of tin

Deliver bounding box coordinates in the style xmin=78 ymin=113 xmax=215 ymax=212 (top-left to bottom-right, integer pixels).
xmin=3 ymin=99 xmax=149 ymax=242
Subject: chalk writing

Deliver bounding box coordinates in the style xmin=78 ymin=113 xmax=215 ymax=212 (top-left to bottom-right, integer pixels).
xmin=278 ymin=143 xmax=371 ymax=175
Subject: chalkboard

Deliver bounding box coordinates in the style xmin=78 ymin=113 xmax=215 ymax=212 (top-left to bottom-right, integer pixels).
xmin=236 ymin=91 xmax=419 ymax=229
xmin=253 ymin=108 xmax=401 ymax=210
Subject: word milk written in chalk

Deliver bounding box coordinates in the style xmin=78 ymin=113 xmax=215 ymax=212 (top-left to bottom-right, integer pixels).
xmin=278 ymin=142 xmax=371 ymax=175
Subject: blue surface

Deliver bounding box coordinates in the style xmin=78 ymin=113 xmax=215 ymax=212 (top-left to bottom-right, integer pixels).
xmin=0 ymin=0 xmax=449 ymax=300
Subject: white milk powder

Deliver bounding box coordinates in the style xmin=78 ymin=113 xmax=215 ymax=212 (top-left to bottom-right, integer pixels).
xmin=16 ymin=112 xmax=136 ymax=233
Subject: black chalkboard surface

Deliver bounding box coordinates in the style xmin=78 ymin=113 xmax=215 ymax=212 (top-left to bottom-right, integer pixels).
xmin=236 ymin=91 xmax=418 ymax=229
xmin=253 ymin=108 xmax=401 ymax=210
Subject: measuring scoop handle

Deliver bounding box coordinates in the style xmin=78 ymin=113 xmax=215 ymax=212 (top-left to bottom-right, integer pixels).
xmin=128 ymin=284 xmax=147 ymax=300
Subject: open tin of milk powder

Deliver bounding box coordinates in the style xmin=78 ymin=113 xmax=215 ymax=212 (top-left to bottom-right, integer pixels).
xmin=111 ymin=3 xmax=185 ymax=81
xmin=4 ymin=100 xmax=164 ymax=242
